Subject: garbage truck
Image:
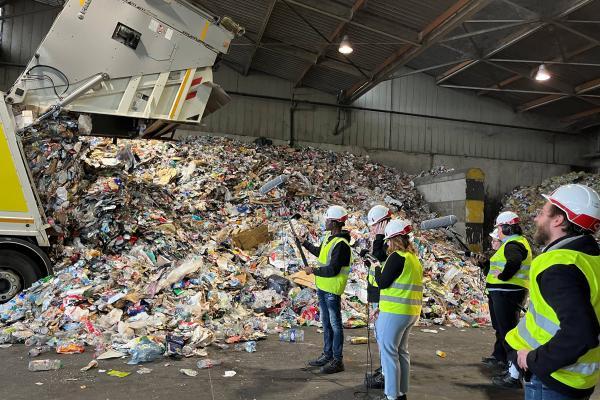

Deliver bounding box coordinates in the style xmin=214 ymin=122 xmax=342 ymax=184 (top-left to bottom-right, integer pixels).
xmin=0 ymin=0 xmax=242 ymax=301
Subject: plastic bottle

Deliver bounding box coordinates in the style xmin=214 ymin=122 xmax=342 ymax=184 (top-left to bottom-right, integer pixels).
xmin=28 ymin=346 xmax=52 ymax=357
xmin=278 ymin=328 xmax=304 ymax=343
xmin=196 ymin=359 xmax=223 ymax=369
xmin=28 ymin=359 xmax=63 ymax=371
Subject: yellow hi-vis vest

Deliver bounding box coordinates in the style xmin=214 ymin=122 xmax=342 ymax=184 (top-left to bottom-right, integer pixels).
xmin=487 ymin=235 xmax=532 ymax=288
xmin=314 ymin=232 xmax=352 ymax=296
xmin=368 ymin=264 xmax=378 ymax=288
xmin=506 ymin=249 xmax=600 ymax=391
xmin=379 ymin=250 xmax=423 ymax=316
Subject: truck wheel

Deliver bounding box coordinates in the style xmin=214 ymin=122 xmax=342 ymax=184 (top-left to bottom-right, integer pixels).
xmin=0 ymin=249 xmax=40 ymax=302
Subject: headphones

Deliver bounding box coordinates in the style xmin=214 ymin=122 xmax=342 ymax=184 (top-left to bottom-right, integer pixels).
xmin=500 ymin=224 xmax=522 ymax=236
xmin=500 ymin=224 xmax=513 ymax=236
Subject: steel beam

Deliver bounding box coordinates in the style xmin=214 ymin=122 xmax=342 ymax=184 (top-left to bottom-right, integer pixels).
xmin=436 ymin=22 xmax=545 ymax=84
xmin=487 ymin=58 xmax=600 ymax=68
xmin=387 ymin=59 xmax=471 ymax=79
xmin=256 ymin=40 xmax=364 ymax=77
xmin=562 ymin=106 xmax=600 ymax=122
xmin=435 ymin=0 xmax=595 ymax=84
xmin=551 ymin=21 xmax=600 ymax=46
xmin=518 ymin=94 xmax=568 ymax=112
xmin=576 ymin=77 xmax=600 ymax=94
xmin=282 ymin=0 xmax=419 ymax=46
xmin=440 ymin=84 xmax=569 ymax=95
xmin=439 ymin=20 xmax=538 ymax=42
xmin=342 ymin=0 xmax=490 ymax=104
xmin=294 ymin=0 xmax=367 ymax=87
xmin=243 ymin=0 xmax=277 ymax=76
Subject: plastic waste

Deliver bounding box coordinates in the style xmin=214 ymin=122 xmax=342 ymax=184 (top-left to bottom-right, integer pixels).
xmin=28 ymin=359 xmax=62 ymax=371
xmin=166 ymin=333 xmax=185 ymax=359
xmin=107 ymin=369 xmax=131 ymax=378
xmin=180 ymin=368 xmax=198 ymax=377
xmin=28 ymin=346 xmax=52 ymax=357
xmin=234 ymin=341 xmax=256 ymax=353
xmin=128 ymin=336 xmax=165 ymax=364
xmin=266 ymin=274 xmax=291 ymax=295
xmin=197 ymin=359 xmax=223 ymax=369
xmin=56 ymin=342 xmax=85 ymax=354
xmin=279 ymin=329 xmax=304 ymax=342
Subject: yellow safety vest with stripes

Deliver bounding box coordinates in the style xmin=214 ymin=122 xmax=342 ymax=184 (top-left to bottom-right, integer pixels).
xmin=368 ymin=264 xmax=378 ymax=288
xmin=487 ymin=235 xmax=532 ymax=289
xmin=506 ymin=249 xmax=600 ymax=390
xmin=314 ymin=232 xmax=352 ymax=296
xmin=379 ymin=250 xmax=423 ymax=316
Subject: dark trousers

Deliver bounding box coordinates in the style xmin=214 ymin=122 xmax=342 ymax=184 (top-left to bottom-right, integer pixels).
xmin=488 ymin=289 xmax=527 ymax=363
xmin=317 ymin=289 xmax=344 ymax=360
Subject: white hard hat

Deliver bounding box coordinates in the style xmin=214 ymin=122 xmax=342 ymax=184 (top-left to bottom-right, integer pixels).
xmin=324 ymin=205 xmax=348 ymax=222
xmin=384 ymin=219 xmax=412 ymax=240
xmin=489 ymin=228 xmax=500 ymax=241
xmin=542 ymin=184 xmax=600 ymax=233
xmin=367 ymin=205 xmax=391 ymax=226
xmin=495 ymin=211 xmax=520 ymax=226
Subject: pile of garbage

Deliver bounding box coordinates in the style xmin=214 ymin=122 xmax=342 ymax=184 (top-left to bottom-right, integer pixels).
xmin=501 ymin=171 xmax=600 ymax=250
xmin=0 ymin=123 xmax=488 ymax=363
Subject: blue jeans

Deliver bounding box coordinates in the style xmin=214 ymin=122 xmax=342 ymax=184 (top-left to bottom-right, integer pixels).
xmin=317 ymin=289 xmax=343 ymax=360
xmin=376 ymin=312 xmax=418 ymax=398
xmin=525 ymin=375 xmax=590 ymax=400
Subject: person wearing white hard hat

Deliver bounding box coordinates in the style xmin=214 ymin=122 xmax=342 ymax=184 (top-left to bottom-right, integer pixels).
xmin=481 ymin=210 xmax=532 ymax=389
xmin=506 ymin=184 xmax=600 ymax=400
xmin=302 ymin=205 xmax=352 ymax=374
xmin=473 ymin=228 xmax=503 ymax=278
xmin=363 ymin=205 xmax=392 ymax=390
xmin=373 ymin=219 xmax=423 ymax=400
xmin=490 ymin=228 xmax=502 ymax=251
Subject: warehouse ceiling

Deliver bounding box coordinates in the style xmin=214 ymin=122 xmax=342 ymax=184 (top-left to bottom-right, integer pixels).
xmin=191 ymin=0 xmax=600 ymax=131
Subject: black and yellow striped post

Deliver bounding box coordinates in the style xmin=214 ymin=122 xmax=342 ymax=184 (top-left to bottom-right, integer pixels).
xmin=465 ymin=168 xmax=484 ymax=254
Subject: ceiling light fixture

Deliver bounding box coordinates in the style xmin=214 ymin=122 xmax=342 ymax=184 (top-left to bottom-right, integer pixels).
xmin=535 ymin=64 xmax=551 ymax=81
xmin=338 ymin=35 xmax=353 ymax=54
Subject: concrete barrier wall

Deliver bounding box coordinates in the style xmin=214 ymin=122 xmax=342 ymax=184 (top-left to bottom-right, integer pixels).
xmin=413 ymin=168 xmax=484 ymax=252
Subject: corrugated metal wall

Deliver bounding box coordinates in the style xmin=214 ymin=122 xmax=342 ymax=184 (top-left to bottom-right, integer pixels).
xmin=0 ymin=0 xmax=60 ymax=91
xmin=204 ymin=65 xmax=590 ymax=168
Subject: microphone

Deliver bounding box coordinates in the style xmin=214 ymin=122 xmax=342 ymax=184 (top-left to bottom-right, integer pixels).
xmin=259 ymin=174 xmax=289 ymax=195
xmin=420 ymin=215 xmax=458 ymax=230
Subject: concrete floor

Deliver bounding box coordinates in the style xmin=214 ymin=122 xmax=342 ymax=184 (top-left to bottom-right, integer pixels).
xmin=1 ymin=326 xmax=598 ymax=400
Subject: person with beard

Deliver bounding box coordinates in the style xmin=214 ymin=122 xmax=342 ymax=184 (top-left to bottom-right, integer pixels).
xmin=506 ymin=184 xmax=600 ymax=400
xmin=303 ymin=205 xmax=352 ymax=374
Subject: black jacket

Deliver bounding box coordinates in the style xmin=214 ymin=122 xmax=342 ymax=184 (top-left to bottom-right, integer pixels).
xmin=374 ymin=251 xmax=406 ymax=290
xmin=302 ymin=231 xmax=351 ymax=278
xmin=515 ymin=234 xmax=600 ymax=399
xmin=486 ymin=241 xmax=529 ymax=290
xmin=367 ymin=234 xmax=387 ymax=303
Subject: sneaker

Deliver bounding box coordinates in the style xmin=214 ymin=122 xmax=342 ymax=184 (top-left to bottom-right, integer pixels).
xmin=482 ymin=357 xmax=507 ymax=370
xmin=376 ymin=395 xmax=405 ymax=400
xmin=320 ymin=358 xmax=345 ymax=374
xmin=492 ymin=374 xmax=522 ymax=389
xmin=308 ymin=353 xmax=331 ymax=367
xmin=365 ymin=370 xmax=385 ymax=389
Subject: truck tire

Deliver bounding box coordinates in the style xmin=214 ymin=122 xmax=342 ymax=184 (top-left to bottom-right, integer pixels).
xmin=0 ymin=249 xmax=40 ymax=302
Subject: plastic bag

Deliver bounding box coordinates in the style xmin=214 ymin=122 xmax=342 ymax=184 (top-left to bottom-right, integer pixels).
xmin=267 ymin=274 xmax=291 ymax=295
xmin=128 ymin=336 xmax=165 ymax=364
